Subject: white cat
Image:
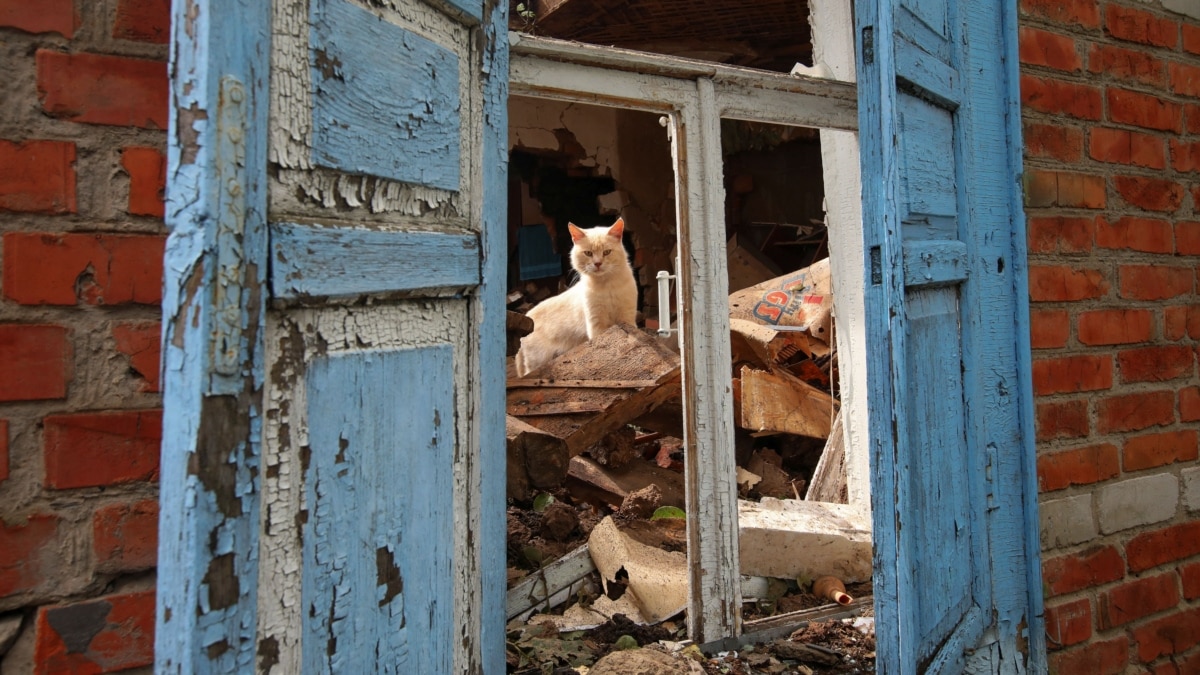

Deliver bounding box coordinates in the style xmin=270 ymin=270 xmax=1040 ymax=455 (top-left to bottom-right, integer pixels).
xmin=515 ymin=218 xmax=637 ymax=377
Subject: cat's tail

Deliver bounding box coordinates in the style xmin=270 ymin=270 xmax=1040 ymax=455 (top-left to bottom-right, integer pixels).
xmin=514 ymin=348 xmax=528 ymax=377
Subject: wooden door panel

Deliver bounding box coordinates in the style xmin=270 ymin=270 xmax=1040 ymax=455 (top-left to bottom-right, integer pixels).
xmin=302 ymin=345 xmax=456 ymax=674
xmin=310 ymin=0 xmax=463 ymax=190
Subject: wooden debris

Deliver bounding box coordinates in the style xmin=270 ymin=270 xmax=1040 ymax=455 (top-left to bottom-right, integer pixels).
xmin=507 ymin=310 xmax=535 ymax=356
xmin=805 ymin=412 xmax=847 ymax=503
xmin=747 ymin=448 xmax=795 ymax=499
xmin=566 ymin=456 xmax=685 ymax=510
xmin=727 ymin=233 xmax=781 ymax=293
xmin=507 ymin=323 xmax=681 ymax=457
xmin=728 ymin=258 xmax=833 ymax=357
xmin=506 ymin=415 xmax=570 ymax=501
xmin=506 ymin=544 xmax=596 ymax=620
xmin=739 ymin=365 xmax=836 ymax=439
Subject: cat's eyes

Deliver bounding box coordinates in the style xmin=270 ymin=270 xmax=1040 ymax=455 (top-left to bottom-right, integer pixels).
xmin=584 ymin=251 xmax=593 ymax=257
xmin=603 ymin=249 xmax=611 ymax=257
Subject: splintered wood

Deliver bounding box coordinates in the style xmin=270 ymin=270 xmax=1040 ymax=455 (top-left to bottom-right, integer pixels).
xmin=507 ymin=323 xmax=681 ymax=458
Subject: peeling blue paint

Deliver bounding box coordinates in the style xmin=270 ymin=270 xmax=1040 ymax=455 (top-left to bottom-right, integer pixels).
xmin=859 ymin=0 xmax=1043 ymax=670
xmin=310 ymin=0 xmax=462 ymax=190
xmin=303 ymin=347 xmax=455 ymax=674
xmin=159 ymin=0 xmax=269 ymax=672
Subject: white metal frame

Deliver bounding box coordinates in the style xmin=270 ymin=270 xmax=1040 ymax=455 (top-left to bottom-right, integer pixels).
xmin=510 ymin=11 xmax=866 ymax=640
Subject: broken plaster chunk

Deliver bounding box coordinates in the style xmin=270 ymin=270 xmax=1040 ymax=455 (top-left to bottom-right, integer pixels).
xmin=588 ymin=516 xmax=687 ymax=624
xmin=738 ymin=499 xmax=872 ymax=583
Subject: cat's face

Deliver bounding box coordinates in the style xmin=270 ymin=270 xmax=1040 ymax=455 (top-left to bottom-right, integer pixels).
xmin=567 ymin=219 xmax=626 ymax=277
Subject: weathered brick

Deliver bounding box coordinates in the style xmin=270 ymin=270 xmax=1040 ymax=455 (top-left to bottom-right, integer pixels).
xmin=1019 ymin=26 xmax=1081 ymax=71
xmin=1043 ymin=545 xmax=1126 ymax=596
xmin=1077 ymin=309 xmax=1153 ymax=345
xmin=2 ymin=232 xmax=165 ymax=306
xmin=1088 ymin=43 xmax=1166 ymax=87
xmin=120 ymin=147 xmax=165 ymax=218
xmin=1028 ymin=215 xmax=1093 ymax=254
xmin=1040 ymin=493 xmax=1097 ymax=549
xmin=1172 ymin=62 xmax=1200 ymax=99
xmin=0 ymin=514 xmax=61 ymax=597
xmin=1036 ymin=400 xmax=1089 ymax=441
xmin=1031 ymin=309 xmax=1070 ymax=348
xmin=0 ymin=419 xmax=7 ymax=483
xmin=1032 ymin=354 xmax=1112 ymax=395
xmin=1183 ymin=386 xmax=1200 ymax=422
xmin=1186 ymin=24 xmax=1200 ymax=56
xmin=1089 ymin=127 xmax=1166 ymax=169
xmin=0 ymin=139 xmax=77 ymax=214
xmin=43 ymin=410 xmax=162 ymax=489
xmin=1183 ymin=560 xmax=1200 ymax=599
xmin=1182 ymin=467 xmax=1200 ymax=513
xmin=1021 ymin=75 xmax=1103 ymax=120
xmin=1127 ymin=522 xmax=1200 ymax=572
xmin=1114 ymin=175 xmax=1185 ymax=213
xmin=1188 ymin=104 xmax=1200 ymax=135
xmin=1024 ymin=169 xmax=1106 ymax=208
xmin=1046 ymin=597 xmax=1092 ymax=649
xmin=93 ymin=499 xmax=159 ymax=572
xmin=113 ymin=321 xmax=161 ymax=392
xmin=1108 ymin=88 xmax=1183 ymax=133
xmin=1029 ymin=266 xmax=1109 ymax=301
xmin=1120 ymin=264 xmax=1193 ymax=301
xmin=1175 ymin=221 xmax=1200 ymax=255
xmin=1019 ymin=0 xmax=1100 ymax=28
xmin=1170 ymin=139 xmax=1200 ymax=173
xmin=0 ymin=0 xmax=75 ymax=36
xmin=1097 ymin=473 xmax=1178 ymax=534
xmin=34 ymin=590 xmax=155 ymax=675
xmin=1048 ymin=635 xmax=1129 ymax=675
xmin=0 ymin=324 xmax=70 ymax=402
xmin=1096 ymin=389 xmax=1176 ymax=433
xmin=1132 ymin=606 xmax=1200 ymax=663
xmin=1101 ymin=572 xmax=1181 ymax=629
xmin=1039 ymin=443 xmax=1118 ymax=492
xmin=1024 ymin=123 xmax=1084 ymax=162
xmin=113 ymin=0 xmax=170 ymax=43
xmin=1118 ymin=345 xmax=1195 ymax=383
xmin=36 ymin=50 xmax=168 ymax=129
xmin=1095 ymin=216 xmax=1172 ymax=253
xmin=1106 ymin=5 xmax=1178 ymax=48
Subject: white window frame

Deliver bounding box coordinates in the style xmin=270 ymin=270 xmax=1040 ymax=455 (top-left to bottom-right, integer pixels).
xmin=509 ymin=0 xmax=867 ymax=644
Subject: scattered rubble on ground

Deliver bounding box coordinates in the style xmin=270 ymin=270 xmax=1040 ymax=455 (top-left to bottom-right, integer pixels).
xmin=504 ymin=257 xmax=874 ymax=672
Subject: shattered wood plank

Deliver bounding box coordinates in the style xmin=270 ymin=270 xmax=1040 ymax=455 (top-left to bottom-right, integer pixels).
xmin=566 ymin=455 xmax=685 ymax=510
xmin=506 ymin=415 xmax=570 ymax=501
xmin=729 ymin=318 xmax=806 ymax=366
xmin=805 ymin=411 xmax=847 ymax=503
xmin=507 ymin=323 xmax=681 ymax=457
xmin=739 ymin=365 xmax=836 ymax=439
xmin=507 ymin=379 xmax=659 ymax=389
xmin=506 ymin=544 xmax=595 ymax=619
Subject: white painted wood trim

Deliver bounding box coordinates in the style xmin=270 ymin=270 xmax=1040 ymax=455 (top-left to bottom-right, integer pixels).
xmin=809 ymin=0 xmax=871 ymax=514
xmin=676 ymin=78 xmax=743 ymax=643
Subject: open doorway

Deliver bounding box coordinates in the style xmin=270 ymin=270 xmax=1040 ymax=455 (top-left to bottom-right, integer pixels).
xmin=499 ymin=2 xmax=873 ymax=664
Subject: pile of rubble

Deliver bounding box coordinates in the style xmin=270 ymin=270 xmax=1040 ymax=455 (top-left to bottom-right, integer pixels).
xmin=503 ymin=257 xmax=873 ymax=673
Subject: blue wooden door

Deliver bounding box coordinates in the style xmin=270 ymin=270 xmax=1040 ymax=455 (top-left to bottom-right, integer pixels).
xmin=856 ymin=0 xmax=1046 ymax=671
xmin=158 ymin=0 xmax=508 ymax=673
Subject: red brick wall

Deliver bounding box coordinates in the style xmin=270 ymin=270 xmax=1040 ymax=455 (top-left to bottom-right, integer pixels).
xmin=1022 ymin=0 xmax=1200 ymax=672
xmin=0 ymin=0 xmax=168 ymax=671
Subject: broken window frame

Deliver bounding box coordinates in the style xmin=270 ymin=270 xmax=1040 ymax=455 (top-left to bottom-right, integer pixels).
xmin=510 ymin=18 xmax=868 ymax=644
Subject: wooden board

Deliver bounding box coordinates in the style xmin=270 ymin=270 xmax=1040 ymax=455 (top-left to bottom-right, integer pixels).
xmin=565 ymin=455 xmax=685 ymax=510
xmin=739 ymin=365 xmax=836 ymax=439
xmin=507 ymin=323 xmax=681 ymax=457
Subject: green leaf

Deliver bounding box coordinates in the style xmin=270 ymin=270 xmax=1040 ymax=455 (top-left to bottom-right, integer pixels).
xmin=650 ymin=506 xmax=686 ymax=520
xmin=533 ymin=493 xmax=555 ymax=512
xmin=614 ymin=635 xmax=639 ymax=650
xmin=522 ymin=545 xmax=545 ymax=567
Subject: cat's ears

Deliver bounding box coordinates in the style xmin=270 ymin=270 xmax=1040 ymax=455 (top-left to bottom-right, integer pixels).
xmin=566 ymin=218 xmax=625 ymax=242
